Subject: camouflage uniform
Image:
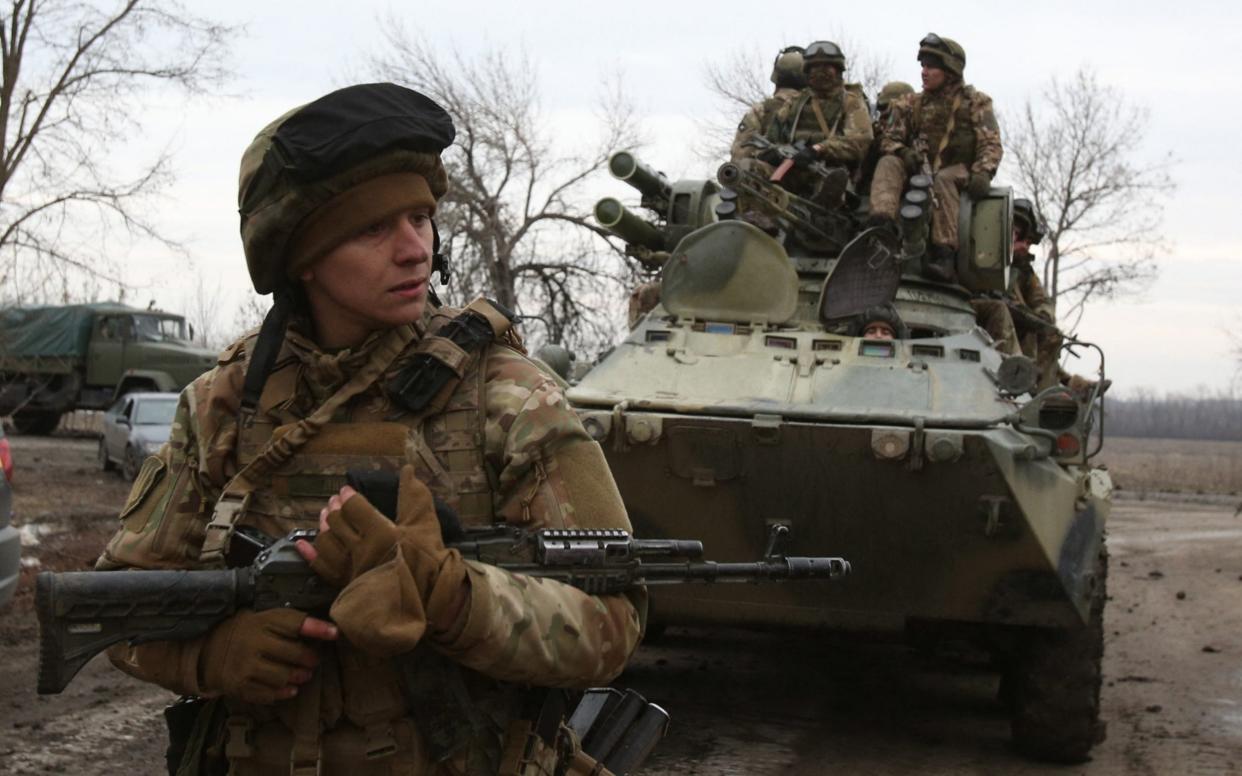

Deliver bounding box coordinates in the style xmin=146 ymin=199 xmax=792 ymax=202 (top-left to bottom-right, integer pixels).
xmin=98 ymin=306 xmax=645 ymax=774
xmin=627 ymin=281 xmax=662 ymax=329
xmin=871 ymin=82 xmax=1003 ymax=250
xmin=729 ymin=87 xmax=802 ymax=164
xmin=1009 ymin=252 xmax=1062 ymax=387
xmin=768 ymin=85 xmax=873 ymax=170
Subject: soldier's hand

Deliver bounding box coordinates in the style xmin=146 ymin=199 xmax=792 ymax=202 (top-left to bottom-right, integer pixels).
xmin=792 ymin=145 xmax=819 ymax=168
xmin=899 ymin=147 xmax=921 ymax=174
xmin=199 ymin=609 xmax=337 ymax=705
xmin=967 ymin=172 xmax=992 ymax=199
xmin=298 ymin=487 xmax=400 ymax=588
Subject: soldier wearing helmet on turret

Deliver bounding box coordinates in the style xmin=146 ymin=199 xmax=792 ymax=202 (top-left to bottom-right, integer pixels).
xmin=858 ymin=80 xmax=914 ymax=193
xmin=730 ymin=45 xmax=806 ymax=165
xmin=870 ymin=34 xmax=1003 ymax=282
xmin=765 ymin=39 xmax=872 ymax=203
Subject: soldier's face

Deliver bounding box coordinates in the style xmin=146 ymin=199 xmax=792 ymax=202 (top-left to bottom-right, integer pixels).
xmin=1013 ymin=228 xmax=1033 ymax=257
xmin=300 ymin=208 xmax=434 ymax=348
xmin=921 ymin=63 xmax=947 ymax=92
xmin=863 ymin=322 xmax=895 ymax=340
xmin=806 ymin=63 xmax=841 ymax=92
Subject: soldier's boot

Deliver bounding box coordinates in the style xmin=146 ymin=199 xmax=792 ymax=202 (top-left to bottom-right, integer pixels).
xmin=817 ymin=167 xmax=850 ymax=210
xmin=923 ymin=244 xmax=957 ymax=283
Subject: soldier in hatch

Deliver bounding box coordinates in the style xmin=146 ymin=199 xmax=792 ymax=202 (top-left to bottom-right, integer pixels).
xmin=765 ymin=40 xmax=872 ymax=205
xmin=95 ymin=83 xmax=644 ymax=776
xmin=869 ymin=34 xmax=1003 ymax=281
xmin=730 ymin=45 xmax=806 ymax=166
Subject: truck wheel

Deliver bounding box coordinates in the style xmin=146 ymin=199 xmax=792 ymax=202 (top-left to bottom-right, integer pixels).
xmin=11 ymin=410 xmax=62 ymax=435
xmin=1007 ymin=548 xmax=1107 ymax=762
xmin=122 ymin=445 xmax=143 ymax=481
xmin=98 ymin=438 xmax=117 ymax=473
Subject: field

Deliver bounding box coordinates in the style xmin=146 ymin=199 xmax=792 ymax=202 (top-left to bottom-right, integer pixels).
xmin=1099 ymin=436 xmax=1242 ymax=497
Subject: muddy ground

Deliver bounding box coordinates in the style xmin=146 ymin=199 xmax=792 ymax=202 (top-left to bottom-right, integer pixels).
xmin=0 ymin=435 xmax=1239 ymax=775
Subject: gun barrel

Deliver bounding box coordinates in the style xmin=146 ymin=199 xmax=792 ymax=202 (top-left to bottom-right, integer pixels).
xmin=637 ymin=557 xmax=851 ymax=584
xmin=594 ymin=198 xmax=666 ymax=250
xmin=608 ymin=152 xmax=672 ymax=202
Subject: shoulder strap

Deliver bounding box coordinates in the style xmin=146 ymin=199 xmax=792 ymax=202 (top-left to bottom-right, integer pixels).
xmin=388 ymin=297 xmax=514 ymax=418
xmin=198 ymin=324 xmax=416 ymax=564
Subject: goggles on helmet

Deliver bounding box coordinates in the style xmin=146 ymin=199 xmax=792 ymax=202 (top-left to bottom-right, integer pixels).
xmin=920 ymin=33 xmax=946 ymax=51
xmin=805 ymin=41 xmax=844 ymax=59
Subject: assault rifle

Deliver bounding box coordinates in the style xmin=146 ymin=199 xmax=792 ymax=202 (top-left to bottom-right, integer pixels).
xmin=37 ymin=508 xmax=849 ymax=694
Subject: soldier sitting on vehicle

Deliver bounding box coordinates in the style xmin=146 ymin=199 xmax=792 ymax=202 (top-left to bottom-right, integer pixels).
xmin=730 ymin=46 xmax=806 ymax=168
xmin=868 ymin=34 xmax=1003 ymax=282
xmin=857 ymin=81 xmax=914 ymax=195
xmin=763 ymin=40 xmax=872 ymax=208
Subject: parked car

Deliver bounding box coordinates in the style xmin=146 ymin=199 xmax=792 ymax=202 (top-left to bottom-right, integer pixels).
xmin=99 ymin=392 xmax=178 ymax=479
xmin=0 ymin=425 xmax=18 ymax=608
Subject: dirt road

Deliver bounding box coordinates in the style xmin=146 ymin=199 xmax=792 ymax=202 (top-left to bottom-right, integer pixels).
xmin=0 ymin=436 xmax=1238 ymax=774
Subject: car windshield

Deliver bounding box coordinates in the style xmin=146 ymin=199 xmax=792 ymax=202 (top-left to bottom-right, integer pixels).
xmin=133 ymin=315 xmax=187 ymax=342
xmin=134 ymin=398 xmax=177 ymax=425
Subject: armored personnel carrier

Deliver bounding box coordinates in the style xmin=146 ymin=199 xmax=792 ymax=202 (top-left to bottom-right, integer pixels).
xmin=567 ymin=151 xmax=1111 ymax=762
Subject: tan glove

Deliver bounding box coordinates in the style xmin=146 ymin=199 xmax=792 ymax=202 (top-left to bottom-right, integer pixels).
xmin=309 ymin=491 xmax=400 ymax=588
xmin=199 ymin=608 xmax=318 ymax=704
xmin=328 ymin=466 xmax=469 ymax=656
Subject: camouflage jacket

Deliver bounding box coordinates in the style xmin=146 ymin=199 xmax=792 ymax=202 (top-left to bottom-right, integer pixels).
xmin=768 ymin=86 xmax=873 ymax=167
xmin=1009 ymin=252 xmax=1054 ymax=322
xmin=730 ymin=87 xmax=801 ymax=162
xmin=880 ymin=82 xmax=1002 ymax=177
xmin=98 ymin=306 xmax=644 ymax=773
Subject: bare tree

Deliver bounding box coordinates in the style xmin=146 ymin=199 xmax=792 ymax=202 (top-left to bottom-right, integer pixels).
xmin=363 ymin=23 xmax=643 ymax=354
xmin=1002 ymin=67 xmax=1175 ymax=325
xmin=698 ymin=34 xmax=892 ymax=161
xmin=0 ymin=0 xmax=234 ymax=302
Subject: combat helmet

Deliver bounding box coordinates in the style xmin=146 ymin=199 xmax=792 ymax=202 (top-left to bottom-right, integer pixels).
xmin=803 ymin=40 xmax=847 ymax=73
xmin=238 ymin=82 xmax=456 ymax=295
xmin=851 ymin=304 xmax=909 ymax=339
xmin=876 ymin=81 xmax=914 ymax=112
xmin=1012 ymin=198 xmax=1047 ymax=244
xmin=917 ymin=33 xmax=966 ymax=78
xmin=771 ymin=46 xmax=806 ymax=90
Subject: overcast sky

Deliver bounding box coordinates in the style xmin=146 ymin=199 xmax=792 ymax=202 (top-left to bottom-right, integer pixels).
xmin=111 ymin=0 xmax=1239 ymax=397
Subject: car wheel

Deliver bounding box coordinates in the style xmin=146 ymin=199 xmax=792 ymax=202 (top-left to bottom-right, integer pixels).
xmin=122 ymin=445 xmax=143 ymax=481
xmin=98 ymin=438 xmax=117 ymax=473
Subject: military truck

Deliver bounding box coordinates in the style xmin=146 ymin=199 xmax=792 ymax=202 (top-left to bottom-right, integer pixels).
xmin=569 ymin=151 xmax=1111 ymax=762
xmin=0 ymin=303 xmax=217 ymax=434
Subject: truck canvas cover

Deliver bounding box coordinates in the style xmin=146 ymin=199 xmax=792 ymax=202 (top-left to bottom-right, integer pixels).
xmin=0 ymin=303 xmax=140 ymax=359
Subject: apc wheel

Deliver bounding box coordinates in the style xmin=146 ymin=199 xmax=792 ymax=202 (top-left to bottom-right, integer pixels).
xmin=1007 ymin=548 xmax=1107 ymax=763
xmin=12 ymin=410 xmax=61 ymax=435
xmin=98 ymin=438 xmax=117 ymax=473
xmin=121 ymin=445 xmax=143 ymax=481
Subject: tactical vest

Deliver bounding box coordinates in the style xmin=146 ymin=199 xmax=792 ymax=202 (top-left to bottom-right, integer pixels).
xmin=212 ymin=303 xmax=527 ymax=775
xmin=912 ymin=85 xmax=980 ymax=171
xmin=783 ymin=89 xmax=846 ymax=146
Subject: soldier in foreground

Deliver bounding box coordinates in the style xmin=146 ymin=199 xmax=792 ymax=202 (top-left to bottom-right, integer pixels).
xmin=870 ymin=33 xmax=1003 ymax=281
xmin=730 ymin=45 xmax=806 ymax=166
xmin=95 ymin=83 xmax=644 ymax=775
xmin=765 ymin=40 xmax=872 ymax=204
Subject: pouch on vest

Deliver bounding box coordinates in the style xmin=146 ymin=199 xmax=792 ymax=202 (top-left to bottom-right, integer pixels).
xmin=165 ymin=695 xmax=228 ymax=776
